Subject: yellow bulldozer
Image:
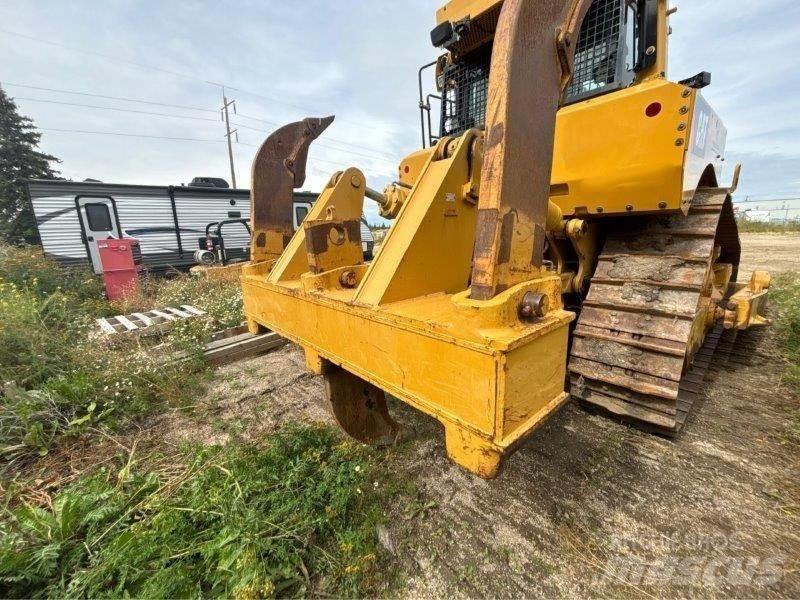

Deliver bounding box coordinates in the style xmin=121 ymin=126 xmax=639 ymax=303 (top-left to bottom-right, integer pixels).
xmin=240 ymin=0 xmax=771 ymax=478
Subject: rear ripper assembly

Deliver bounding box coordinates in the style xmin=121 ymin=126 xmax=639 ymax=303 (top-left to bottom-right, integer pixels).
xmin=240 ymin=0 xmax=771 ymax=477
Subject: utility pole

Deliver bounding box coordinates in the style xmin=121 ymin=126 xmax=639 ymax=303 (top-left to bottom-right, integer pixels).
xmin=220 ymin=88 xmax=238 ymax=188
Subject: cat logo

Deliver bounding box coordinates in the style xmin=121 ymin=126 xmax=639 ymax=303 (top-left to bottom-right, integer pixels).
xmin=694 ymin=110 xmax=710 ymax=153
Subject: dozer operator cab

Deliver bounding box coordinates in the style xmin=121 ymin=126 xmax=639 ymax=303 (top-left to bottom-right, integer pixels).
xmin=420 ymin=0 xmax=665 ymax=147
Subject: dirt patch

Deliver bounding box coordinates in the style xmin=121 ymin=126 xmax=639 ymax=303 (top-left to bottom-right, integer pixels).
xmin=739 ymin=233 xmax=800 ymax=279
xmin=149 ymin=344 xmax=330 ymax=447
xmin=135 ymin=328 xmax=798 ymax=597
xmin=382 ymin=328 xmax=799 ymax=598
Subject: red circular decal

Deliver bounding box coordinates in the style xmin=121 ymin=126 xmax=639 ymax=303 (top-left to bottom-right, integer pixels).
xmin=645 ymin=102 xmax=662 ymax=117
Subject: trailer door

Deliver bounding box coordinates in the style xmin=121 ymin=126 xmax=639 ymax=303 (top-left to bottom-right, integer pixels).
xmin=292 ymin=200 xmax=312 ymax=230
xmin=77 ymin=196 xmax=120 ymax=273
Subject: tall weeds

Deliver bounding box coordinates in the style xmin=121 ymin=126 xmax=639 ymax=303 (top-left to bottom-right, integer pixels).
xmin=0 ymin=247 xmax=229 ymax=470
xmin=0 ymin=425 xmax=385 ymax=598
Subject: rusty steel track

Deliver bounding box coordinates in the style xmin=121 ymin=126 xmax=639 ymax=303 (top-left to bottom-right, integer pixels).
xmin=568 ymin=187 xmax=741 ymax=434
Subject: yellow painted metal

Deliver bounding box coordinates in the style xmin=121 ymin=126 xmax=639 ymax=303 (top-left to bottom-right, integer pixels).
xmin=243 ymin=266 xmax=573 ymax=478
xmin=242 ymin=126 xmax=573 ymax=478
xmin=436 ymin=0 xmax=671 ymax=84
xmin=394 ymin=83 xmax=699 ymax=227
xmin=564 ymin=219 xmax=598 ymax=294
xmin=378 ymin=148 xmax=434 ymax=220
xmin=268 ymin=168 xmax=366 ymax=283
xmin=398 ymin=148 xmax=434 ymax=188
xmin=241 ymin=0 xmax=768 ymax=477
xmin=435 ymin=0 xmax=697 ymax=218
xmin=726 ymin=271 xmax=773 ymax=330
xmin=353 ymin=132 xmax=482 ymax=307
xmin=551 ymin=79 xmax=694 ymax=216
xmin=436 ymin=0 xmax=500 ymax=24
xmin=303 ymin=217 xmax=363 ymax=275
xmin=634 ymin=0 xmax=670 ymax=83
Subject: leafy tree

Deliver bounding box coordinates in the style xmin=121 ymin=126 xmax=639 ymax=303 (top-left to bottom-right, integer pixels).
xmin=0 ymin=86 xmax=60 ymax=245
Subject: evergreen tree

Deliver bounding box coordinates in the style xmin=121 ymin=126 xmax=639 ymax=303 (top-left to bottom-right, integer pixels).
xmin=0 ymin=86 xmax=60 ymax=245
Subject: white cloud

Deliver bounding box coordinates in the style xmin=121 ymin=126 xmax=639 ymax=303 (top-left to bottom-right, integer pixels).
xmin=1 ymin=0 xmax=798 ymax=209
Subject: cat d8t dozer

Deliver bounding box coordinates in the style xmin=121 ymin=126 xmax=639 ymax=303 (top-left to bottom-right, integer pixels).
xmin=241 ymin=0 xmax=771 ymax=478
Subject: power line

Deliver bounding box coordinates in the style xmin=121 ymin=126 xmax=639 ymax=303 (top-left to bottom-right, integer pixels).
xmin=0 ymin=82 xmax=217 ymax=113
xmin=237 ymin=111 xmax=395 ymax=154
xmin=13 ymin=96 xmax=221 ymax=122
xmin=16 ymin=94 xmax=397 ymax=165
xmin=0 ymin=29 xmax=223 ymax=87
xmin=3 ymin=79 xmax=399 ymax=161
xmin=231 ymin=121 xmax=396 ymax=165
xmin=234 ymin=115 xmax=398 ymax=161
xmin=39 ymin=128 xmax=395 ymax=177
xmin=1 ymin=29 xmax=374 ymax=130
xmin=737 ymin=197 xmax=800 ymax=204
xmin=236 ymin=140 xmax=392 ymax=176
xmin=39 ymin=127 xmax=226 ymax=142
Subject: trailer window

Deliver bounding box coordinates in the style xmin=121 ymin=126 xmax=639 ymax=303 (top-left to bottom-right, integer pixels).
xmin=295 ymin=205 xmax=309 ymax=225
xmin=85 ymin=203 xmax=113 ymax=231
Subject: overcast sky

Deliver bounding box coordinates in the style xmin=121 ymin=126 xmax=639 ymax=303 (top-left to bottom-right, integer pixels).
xmin=2 ymin=0 xmax=799 ymax=223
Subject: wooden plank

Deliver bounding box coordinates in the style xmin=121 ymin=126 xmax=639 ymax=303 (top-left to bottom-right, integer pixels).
xmin=181 ymin=305 xmax=206 ymax=316
xmin=211 ymin=324 xmax=249 ymax=342
xmin=165 ymin=306 xmax=192 ymax=318
xmin=167 ymin=327 xmax=286 ymax=367
xmin=204 ymin=332 xmax=255 ymax=351
xmin=131 ymin=312 xmax=155 ymax=327
xmin=97 ymin=318 xmax=118 ymax=334
xmin=151 ymin=309 xmax=177 ymax=321
xmin=115 ymin=315 xmax=139 ymax=331
xmin=204 ymin=332 xmax=287 ymax=367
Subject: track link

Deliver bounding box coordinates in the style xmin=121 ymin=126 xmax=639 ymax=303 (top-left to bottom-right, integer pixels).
xmin=568 ymin=187 xmax=740 ymax=434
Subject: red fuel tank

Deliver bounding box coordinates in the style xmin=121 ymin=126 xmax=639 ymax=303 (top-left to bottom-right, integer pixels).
xmin=97 ymin=238 xmax=145 ymax=301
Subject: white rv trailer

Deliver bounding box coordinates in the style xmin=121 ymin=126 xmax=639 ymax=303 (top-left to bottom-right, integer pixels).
xmin=26 ymin=180 xmax=374 ymax=273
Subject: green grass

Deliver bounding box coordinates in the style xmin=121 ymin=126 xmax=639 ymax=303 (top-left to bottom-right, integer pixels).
xmin=769 ymin=274 xmax=800 ymax=389
xmin=0 ymin=247 xmax=399 ymax=597
xmin=0 ymin=424 xmax=387 ymax=598
xmin=0 ymin=246 xmax=235 ymax=471
xmin=736 ymin=219 xmax=800 ymax=233
xmin=769 ymin=274 xmax=800 ymax=451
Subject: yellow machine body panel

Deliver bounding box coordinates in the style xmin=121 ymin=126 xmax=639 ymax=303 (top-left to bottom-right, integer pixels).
xmin=436 ymin=0 xmax=500 ymax=24
xmin=550 ymin=78 xmax=725 ymax=216
xmin=354 ymin=133 xmax=481 ymax=307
